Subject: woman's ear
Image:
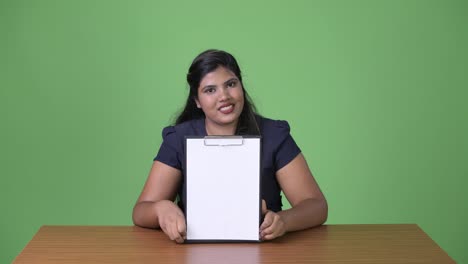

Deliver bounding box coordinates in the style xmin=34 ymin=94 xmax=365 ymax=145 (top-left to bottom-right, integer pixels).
xmin=195 ymin=98 xmax=201 ymax=108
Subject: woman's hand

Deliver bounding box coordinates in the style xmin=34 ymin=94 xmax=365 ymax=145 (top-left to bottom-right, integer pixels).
xmin=155 ymin=200 xmax=186 ymax=243
xmin=260 ymin=200 xmax=287 ymax=241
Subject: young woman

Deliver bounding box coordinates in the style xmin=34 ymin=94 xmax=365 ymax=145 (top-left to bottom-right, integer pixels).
xmin=133 ymin=49 xmax=328 ymax=243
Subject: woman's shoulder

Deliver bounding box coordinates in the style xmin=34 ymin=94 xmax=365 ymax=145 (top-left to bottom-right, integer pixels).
xmin=256 ymin=116 xmax=294 ymax=146
xmin=161 ymin=118 xmax=204 ymax=139
xmin=257 ymin=116 xmax=292 ymax=134
xmin=257 ymin=116 xmax=300 ymax=160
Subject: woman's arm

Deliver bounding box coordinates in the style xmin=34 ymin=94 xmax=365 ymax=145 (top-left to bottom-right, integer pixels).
xmin=260 ymin=153 xmax=328 ymax=240
xmin=132 ymin=161 xmax=186 ymax=243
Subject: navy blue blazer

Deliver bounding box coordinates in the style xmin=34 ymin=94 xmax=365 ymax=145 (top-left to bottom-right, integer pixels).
xmin=154 ymin=116 xmax=301 ymax=212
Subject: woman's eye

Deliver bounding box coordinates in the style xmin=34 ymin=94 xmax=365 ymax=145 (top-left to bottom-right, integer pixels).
xmin=205 ymin=88 xmax=215 ymax=94
xmin=227 ymin=81 xmax=236 ymax=88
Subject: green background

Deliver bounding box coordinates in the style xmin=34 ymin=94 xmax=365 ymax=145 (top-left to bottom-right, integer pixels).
xmin=1 ymin=0 xmax=467 ymax=263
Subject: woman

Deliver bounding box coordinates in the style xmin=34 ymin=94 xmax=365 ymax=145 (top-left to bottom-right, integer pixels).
xmin=133 ymin=49 xmax=327 ymax=243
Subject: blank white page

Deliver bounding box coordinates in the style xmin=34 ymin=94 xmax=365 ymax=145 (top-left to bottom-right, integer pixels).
xmin=185 ymin=137 xmax=261 ymax=242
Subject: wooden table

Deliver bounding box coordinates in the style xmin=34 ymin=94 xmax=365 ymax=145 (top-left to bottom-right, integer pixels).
xmin=14 ymin=224 xmax=454 ymax=263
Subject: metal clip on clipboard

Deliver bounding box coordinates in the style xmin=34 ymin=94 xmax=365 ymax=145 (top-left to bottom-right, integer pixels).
xmin=203 ymin=136 xmax=244 ymax=146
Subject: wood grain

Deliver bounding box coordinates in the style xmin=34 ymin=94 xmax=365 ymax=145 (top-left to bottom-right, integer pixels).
xmin=14 ymin=224 xmax=454 ymax=263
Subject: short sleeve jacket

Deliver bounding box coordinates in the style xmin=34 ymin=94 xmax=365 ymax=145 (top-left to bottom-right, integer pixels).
xmin=154 ymin=116 xmax=301 ymax=212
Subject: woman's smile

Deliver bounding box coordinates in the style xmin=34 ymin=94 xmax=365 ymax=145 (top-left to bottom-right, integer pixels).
xmin=219 ymin=103 xmax=235 ymax=114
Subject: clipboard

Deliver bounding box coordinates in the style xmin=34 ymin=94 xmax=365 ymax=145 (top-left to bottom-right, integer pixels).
xmin=184 ymin=136 xmax=261 ymax=243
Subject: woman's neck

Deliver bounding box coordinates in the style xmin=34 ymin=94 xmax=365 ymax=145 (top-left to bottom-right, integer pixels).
xmin=205 ymin=119 xmax=237 ymax=136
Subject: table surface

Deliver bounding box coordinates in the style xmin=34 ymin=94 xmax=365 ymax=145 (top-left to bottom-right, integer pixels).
xmin=14 ymin=224 xmax=454 ymax=264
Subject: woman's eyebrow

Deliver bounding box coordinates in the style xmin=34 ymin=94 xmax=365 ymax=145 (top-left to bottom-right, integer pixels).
xmin=202 ymin=84 xmax=217 ymax=90
xmin=224 ymin=78 xmax=238 ymax=85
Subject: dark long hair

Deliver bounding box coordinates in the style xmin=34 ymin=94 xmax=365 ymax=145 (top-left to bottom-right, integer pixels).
xmin=175 ymin=49 xmax=260 ymax=135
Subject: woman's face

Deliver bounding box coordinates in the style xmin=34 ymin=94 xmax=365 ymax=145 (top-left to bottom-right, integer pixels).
xmin=195 ymin=66 xmax=244 ymax=131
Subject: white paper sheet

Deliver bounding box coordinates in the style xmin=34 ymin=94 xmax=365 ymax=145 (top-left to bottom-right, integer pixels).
xmin=185 ymin=137 xmax=261 ymax=241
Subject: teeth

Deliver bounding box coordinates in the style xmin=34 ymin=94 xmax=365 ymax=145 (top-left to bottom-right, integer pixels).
xmin=220 ymin=105 xmax=233 ymax=111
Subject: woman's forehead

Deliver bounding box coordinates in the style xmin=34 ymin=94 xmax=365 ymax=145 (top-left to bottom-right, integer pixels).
xmin=200 ymin=67 xmax=237 ymax=85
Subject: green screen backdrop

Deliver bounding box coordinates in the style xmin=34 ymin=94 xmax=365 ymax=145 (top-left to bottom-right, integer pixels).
xmin=1 ymin=0 xmax=467 ymax=263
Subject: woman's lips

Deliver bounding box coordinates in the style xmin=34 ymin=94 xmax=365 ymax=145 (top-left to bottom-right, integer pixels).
xmin=219 ymin=104 xmax=234 ymax=114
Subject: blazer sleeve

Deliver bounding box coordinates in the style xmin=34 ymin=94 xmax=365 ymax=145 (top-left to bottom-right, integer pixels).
xmin=273 ymin=120 xmax=302 ymax=171
xmin=154 ymin=126 xmax=182 ymax=170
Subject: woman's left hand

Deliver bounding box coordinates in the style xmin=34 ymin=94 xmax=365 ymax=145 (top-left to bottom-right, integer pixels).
xmin=260 ymin=200 xmax=287 ymax=240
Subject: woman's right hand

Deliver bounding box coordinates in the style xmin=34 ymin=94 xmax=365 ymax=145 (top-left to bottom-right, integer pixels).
xmin=155 ymin=200 xmax=186 ymax=243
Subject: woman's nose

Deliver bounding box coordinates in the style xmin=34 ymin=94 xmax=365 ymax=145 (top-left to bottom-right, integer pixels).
xmin=219 ymin=87 xmax=231 ymax=101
